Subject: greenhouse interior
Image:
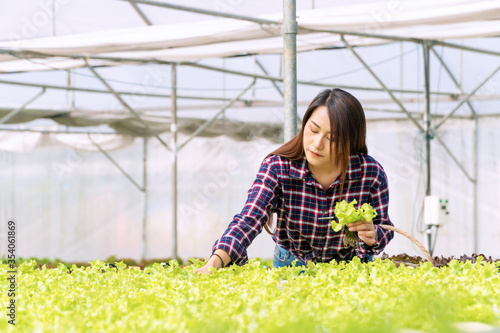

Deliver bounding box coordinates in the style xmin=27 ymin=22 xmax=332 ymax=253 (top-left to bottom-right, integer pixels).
xmin=0 ymin=0 xmax=499 ymax=264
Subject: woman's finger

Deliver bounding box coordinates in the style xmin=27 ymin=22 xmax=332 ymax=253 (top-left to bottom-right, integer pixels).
xmin=358 ymin=230 xmax=377 ymax=246
xmin=358 ymin=230 xmax=376 ymax=238
xmin=348 ymin=224 xmax=374 ymax=232
xmin=346 ymin=220 xmax=366 ymax=227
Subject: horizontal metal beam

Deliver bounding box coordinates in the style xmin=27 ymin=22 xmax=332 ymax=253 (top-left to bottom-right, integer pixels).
xmin=304 ymin=27 xmax=419 ymax=44
xmin=0 ymin=78 xmax=255 ymax=104
xmin=0 ymin=51 xmax=461 ymax=98
xmin=361 ymin=93 xmax=500 ymax=104
xmin=363 ymin=107 xmax=455 ymax=119
xmin=2 ymin=95 xmax=499 ymax=119
xmin=430 ymin=40 xmax=500 ymax=58
xmin=0 ymin=126 xmax=118 ymax=134
xmin=1 ymin=111 xmax=499 ymax=135
xmin=180 ymin=60 xmax=458 ymax=97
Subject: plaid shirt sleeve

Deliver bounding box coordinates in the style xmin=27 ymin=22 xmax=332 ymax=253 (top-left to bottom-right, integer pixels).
xmin=212 ymin=155 xmax=281 ymax=265
xmin=356 ymin=165 xmax=394 ymax=257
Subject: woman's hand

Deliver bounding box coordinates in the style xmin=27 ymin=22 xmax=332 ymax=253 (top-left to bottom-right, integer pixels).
xmin=192 ymin=259 xmax=219 ymax=275
xmin=347 ymin=220 xmax=377 ymax=247
xmin=193 ymin=250 xmax=231 ymax=275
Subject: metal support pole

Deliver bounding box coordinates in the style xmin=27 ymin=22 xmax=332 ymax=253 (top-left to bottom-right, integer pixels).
xmin=142 ymin=137 xmax=148 ymax=261
xmin=283 ymin=0 xmax=298 ymax=142
xmin=473 ymin=116 xmax=478 ymax=253
xmin=422 ymin=41 xmax=434 ymax=256
xmin=171 ymin=64 xmax=178 ymax=261
xmin=431 ymin=46 xmax=479 ymax=254
xmin=0 ymin=88 xmax=46 ymax=124
xmin=423 ymin=42 xmax=432 ymax=197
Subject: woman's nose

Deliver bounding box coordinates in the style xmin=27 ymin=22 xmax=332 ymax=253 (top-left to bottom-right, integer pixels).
xmin=313 ymin=136 xmax=323 ymax=149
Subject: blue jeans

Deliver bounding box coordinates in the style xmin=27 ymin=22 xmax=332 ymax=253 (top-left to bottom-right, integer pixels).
xmin=272 ymin=244 xmax=373 ymax=268
xmin=273 ymin=244 xmax=306 ymax=268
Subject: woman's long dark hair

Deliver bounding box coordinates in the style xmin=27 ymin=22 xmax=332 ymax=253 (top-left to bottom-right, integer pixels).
xmin=263 ymin=88 xmax=368 ymax=234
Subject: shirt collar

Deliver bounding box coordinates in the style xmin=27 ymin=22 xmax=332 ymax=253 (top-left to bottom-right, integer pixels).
xmin=290 ymin=154 xmax=362 ymax=182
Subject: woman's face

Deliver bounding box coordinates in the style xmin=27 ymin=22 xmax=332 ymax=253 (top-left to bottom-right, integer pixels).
xmin=303 ymin=105 xmax=336 ymax=171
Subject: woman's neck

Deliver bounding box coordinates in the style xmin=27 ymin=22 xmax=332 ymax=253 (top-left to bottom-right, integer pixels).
xmin=308 ymin=162 xmax=342 ymax=191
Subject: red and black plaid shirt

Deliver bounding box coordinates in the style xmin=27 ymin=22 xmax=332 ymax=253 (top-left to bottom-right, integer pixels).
xmin=213 ymin=153 xmax=394 ymax=265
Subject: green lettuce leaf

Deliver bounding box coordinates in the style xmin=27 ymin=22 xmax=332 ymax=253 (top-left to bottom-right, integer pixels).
xmin=332 ymin=199 xmax=377 ymax=232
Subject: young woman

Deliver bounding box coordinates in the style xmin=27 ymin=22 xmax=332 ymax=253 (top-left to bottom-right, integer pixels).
xmin=194 ymin=88 xmax=394 ymax=274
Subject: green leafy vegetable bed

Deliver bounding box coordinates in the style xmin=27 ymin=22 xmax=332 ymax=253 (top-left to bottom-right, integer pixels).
xmin=1 ymin=258 xmax=499 ymax=333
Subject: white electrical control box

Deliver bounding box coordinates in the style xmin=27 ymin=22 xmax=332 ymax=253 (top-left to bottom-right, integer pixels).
xmin=423 ymin=195 xmax=449 ymax=226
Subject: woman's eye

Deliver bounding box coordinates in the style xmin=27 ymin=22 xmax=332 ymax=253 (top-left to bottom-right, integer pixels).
xmin=311 ymin=128 xmax=318 ymax=133
xmin=326 ymin=137 xmax=331 ymax=141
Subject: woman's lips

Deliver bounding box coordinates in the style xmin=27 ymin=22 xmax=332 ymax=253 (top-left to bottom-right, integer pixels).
xmin=309 ymin=150 xmax=322 ymax=157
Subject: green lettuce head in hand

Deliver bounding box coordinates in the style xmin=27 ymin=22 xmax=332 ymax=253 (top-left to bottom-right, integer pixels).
xmin=331 ymin=199 xmax=377 ymax=232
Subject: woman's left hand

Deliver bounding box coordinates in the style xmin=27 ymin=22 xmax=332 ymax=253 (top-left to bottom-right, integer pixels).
xmin=347 ymin=220 xmax=377 ymax=247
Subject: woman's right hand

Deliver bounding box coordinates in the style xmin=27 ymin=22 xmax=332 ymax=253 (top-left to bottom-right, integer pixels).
xmin=192 ymin=260 xmax=219 ymax=274
xmin=193 ymin=250 xmax=230 ymax=275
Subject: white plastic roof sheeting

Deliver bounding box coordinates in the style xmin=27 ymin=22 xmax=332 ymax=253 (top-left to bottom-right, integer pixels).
xmin=0 ymin=0 xmax=499 ymax=73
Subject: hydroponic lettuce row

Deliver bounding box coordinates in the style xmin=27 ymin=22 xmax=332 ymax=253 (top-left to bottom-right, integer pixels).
xmin=1 ymin=258 xmax=499 ymax=333
xmin=380 ymin=252 xmax=500 ymax=267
